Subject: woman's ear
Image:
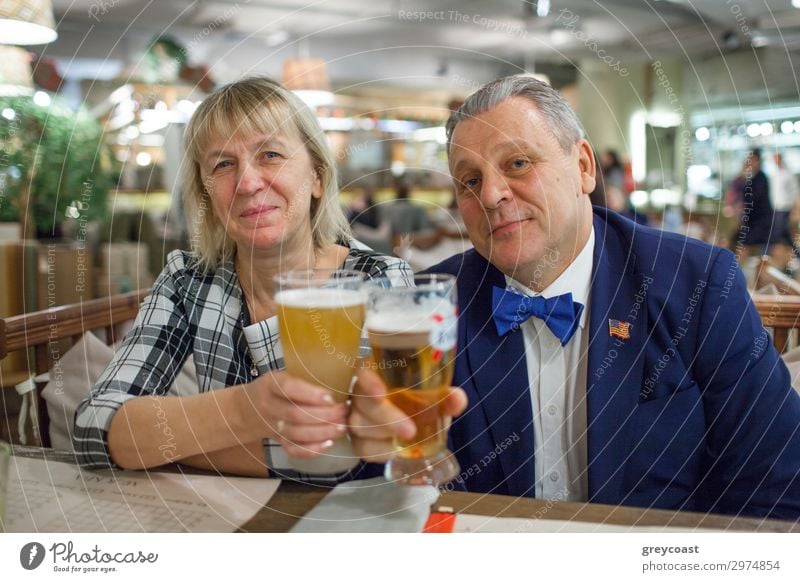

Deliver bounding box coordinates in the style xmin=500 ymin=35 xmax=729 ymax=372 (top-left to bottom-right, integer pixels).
xmin=311 ymin=168 xmax=324 ymax=199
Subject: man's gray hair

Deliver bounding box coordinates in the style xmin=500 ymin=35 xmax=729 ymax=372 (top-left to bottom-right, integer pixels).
xmin=446 ymin=75 xmax=585 ymax=154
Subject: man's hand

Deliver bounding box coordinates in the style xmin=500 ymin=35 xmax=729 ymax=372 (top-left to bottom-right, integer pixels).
xmin=349 ymin=368 xmax=468 ymax=463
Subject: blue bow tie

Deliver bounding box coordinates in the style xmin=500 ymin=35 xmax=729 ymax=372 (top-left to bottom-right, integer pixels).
xmin=492 ymin=286 xmax=584 ymax=346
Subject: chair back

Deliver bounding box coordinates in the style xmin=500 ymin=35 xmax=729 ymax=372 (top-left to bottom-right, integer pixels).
xmin=0 ymin=290 xmax=147 ymax=446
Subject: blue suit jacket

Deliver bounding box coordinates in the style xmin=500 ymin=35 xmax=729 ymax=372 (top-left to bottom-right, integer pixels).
xmin=428 ymin=208 xmax=800 ymax=519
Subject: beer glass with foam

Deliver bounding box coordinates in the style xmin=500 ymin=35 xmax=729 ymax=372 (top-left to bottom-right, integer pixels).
xmin=366 ymin=274 xmax=460 ymax=486
xmin=274 ymin=269 xmax=366 ymax=474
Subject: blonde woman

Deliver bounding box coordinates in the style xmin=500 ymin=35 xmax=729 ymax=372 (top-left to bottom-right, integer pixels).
xmin=75 ymin=77 xmax=412 ymax=479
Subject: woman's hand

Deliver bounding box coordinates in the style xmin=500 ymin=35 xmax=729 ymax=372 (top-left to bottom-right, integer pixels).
xmin=349 ymin=368 xmax=468 ymax=463
xmin=238 ymin=371 xmax=348 ymax=458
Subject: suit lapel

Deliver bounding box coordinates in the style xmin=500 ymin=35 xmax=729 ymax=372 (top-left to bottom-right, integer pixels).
xmin=586 ymin=214 xmax=649 ymax=504
xmin=463 ymin=256 xmax=536 ymax=497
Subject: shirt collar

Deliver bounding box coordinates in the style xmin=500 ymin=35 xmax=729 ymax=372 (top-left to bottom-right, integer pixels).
xmin=504 ymin=226 xmax=595 ymax=329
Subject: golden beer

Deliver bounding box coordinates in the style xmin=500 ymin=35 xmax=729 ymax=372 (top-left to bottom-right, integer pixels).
xmin=276 ymin=288 xmax=365 ymax=402
xmin=368 ymin=318 xmax=455 ymax=460
xmin=366 ymin=273 xmax=459 ymax=485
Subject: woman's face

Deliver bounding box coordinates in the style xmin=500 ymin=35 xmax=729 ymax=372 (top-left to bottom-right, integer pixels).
xmin=199 ymin=129 xmax=322 ymax=255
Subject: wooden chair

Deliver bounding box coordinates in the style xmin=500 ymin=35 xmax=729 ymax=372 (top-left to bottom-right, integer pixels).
xmin=0 ymin=290 xmax=148 ymax=447
xmin=753 ymin=256 xmax=800 ymax=296
xmin=752 ymin=294 xmax=800 ymax=354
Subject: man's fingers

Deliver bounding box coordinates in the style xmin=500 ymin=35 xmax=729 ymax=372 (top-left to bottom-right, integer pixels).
xmin=354 ymin=368 xmax=388 ymax=398
xmin=351 ymin=396 xmax=415 ymax=439
xmin=352 ymin=437 xmax=396 ymax=464
xmin=444 ymin=387 xmax=468 ymax=417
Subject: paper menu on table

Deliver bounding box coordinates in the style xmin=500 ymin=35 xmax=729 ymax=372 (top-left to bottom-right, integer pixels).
xmin=453 ymin=513 xmax=722 ymax=533
xmin=4 ymin=456 xmax=279 ymax=532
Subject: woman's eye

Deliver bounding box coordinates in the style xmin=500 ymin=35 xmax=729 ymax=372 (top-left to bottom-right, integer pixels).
xmin=213 ymin=160 xmax=233 ymax=171
xmin=262 ymin=151 xmax=282 ymax=160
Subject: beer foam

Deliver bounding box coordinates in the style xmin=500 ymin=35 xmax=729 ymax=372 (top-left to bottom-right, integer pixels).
xmin=275 ymin=287 xmax=366 ymax=308
xmin=366 ymin=311 xmax=433 ymax=334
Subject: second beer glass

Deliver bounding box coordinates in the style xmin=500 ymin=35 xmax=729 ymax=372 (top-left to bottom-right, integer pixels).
xmin=274 ymin=269 xmax=366 ymax=474
xmin=366 ymin=274 xmax=460 ymax=486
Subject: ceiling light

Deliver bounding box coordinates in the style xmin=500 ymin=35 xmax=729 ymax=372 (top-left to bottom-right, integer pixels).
xmin=537 ymin=0 xmax=551 ymax=17
xmin=694 ymin=127 xmax=710 ymax=141
xmin=0 ymin=0 xmax=58 ymax=45
xmin=751 ymin=32 xmax=769 ymax=48
xmin=781 ymin=121 xmax=794 ymax=134
xmin=293 ymin=90 xmax=335 ymax=108
xmin=793 ymin=0 xmax=800 ymax=8
xmin=32 ymin=90 xmax=50 ymax=107
xmin=136 ymin=152 xmax=152 ymax=167
xmin=282 ymin=58 xmax=334 ymax=110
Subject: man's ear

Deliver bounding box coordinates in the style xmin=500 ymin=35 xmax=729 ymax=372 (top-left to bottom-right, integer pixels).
xmin=576 ymin=140 xmax=597 ymax=195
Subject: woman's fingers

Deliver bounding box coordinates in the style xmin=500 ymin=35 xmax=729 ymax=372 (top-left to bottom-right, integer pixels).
xmin=270 ymin=401 xmax=347 ymax=426
xmin=277 ymin=419 xmax=347 ymax=446
xmin=268 ymin=372 xmax=341 ymax=406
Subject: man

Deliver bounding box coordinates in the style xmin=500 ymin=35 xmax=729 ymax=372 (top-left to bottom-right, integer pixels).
xmin=350 ymin=75 xmax=800 ymax=520
xmin=770 ymin=152 xmax=799 ymax=248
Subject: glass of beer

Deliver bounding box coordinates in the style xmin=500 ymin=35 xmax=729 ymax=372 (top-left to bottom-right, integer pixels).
xmin=366 ymin=274 xmax=460 ymax=486
xmin=274 ymin=269 xmax=367 ymax=474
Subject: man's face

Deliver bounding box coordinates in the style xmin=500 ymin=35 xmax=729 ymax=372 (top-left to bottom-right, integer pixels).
xmin=448 ymin=97 xmax=596 ymax=288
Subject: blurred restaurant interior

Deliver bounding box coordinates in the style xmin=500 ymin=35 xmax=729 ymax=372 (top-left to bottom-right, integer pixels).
xmin=1 ymin=0 xmax=800 ymax=535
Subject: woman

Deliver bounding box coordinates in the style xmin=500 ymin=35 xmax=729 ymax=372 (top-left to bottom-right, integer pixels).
xmin=74 ymin=77 xmax=412 ymax=478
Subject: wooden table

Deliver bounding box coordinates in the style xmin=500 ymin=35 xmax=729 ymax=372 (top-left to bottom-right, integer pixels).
xmin=246 ymin=480 xmax=800 ymax=532
xmin=13 ymin=446 xmax=799 ymax=533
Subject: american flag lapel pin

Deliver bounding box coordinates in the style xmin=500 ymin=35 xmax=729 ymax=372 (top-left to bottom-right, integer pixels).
xmin=608 ymin=319 xmax=632 ymax=340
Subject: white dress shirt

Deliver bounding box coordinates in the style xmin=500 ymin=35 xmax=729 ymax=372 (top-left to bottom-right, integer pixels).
xmin=505 ymin=228 xmax=594 ymax=502
xmin=771 ymin=167 xmax=800 ymax=212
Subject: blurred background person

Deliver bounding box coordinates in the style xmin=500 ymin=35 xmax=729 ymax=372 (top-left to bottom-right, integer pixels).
xmin=382 ymin=179 xmax=439 ymax=252
xmin=600 ymin=149 xmax=626 ymax=193
xmin=347 ymin=184 xmax=392 ymax=255
xmin=735 ymin=149 xmax=775 ymax=259
xmin=770 ymin=152 xmax=800 ymax=250
xmin=590 ymin=153 xmax=648 ymax=225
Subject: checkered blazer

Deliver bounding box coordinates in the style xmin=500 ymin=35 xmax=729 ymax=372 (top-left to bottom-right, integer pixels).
xmin=74 ymin=240 xmax=413 ymax=482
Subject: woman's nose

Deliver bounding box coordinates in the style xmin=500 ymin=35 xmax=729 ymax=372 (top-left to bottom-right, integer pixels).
xmin=235 ymin=160 xmax=265 ymax=196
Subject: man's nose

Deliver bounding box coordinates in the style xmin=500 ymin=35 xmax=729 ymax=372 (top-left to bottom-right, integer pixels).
xmin=479 ymin=169 xmax=511 ymax=209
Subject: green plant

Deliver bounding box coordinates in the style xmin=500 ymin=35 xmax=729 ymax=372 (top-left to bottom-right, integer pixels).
xmin=0 ymin=94 xmax=114 ymax=236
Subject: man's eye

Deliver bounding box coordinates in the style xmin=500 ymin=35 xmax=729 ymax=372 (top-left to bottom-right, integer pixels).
xmin=463 ymin=178 xmax=480 ymax=189
xmin=511 ymin=158 xmax=528 ymax=169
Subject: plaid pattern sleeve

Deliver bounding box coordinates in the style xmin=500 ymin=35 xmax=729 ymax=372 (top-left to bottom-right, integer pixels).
xmin=73 ymin=251 xmax=199 ymax=468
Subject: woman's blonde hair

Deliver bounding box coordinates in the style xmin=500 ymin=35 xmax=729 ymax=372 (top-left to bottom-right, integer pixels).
xmin=181 ymin=76 xmax=350 ymax=271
